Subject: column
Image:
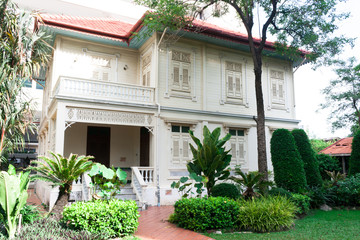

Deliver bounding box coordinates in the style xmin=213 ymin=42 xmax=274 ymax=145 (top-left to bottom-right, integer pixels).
xmin=54 ymin=103 xmax=66 ymax=155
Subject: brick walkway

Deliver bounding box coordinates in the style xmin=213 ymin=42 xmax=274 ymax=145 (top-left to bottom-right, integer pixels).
xmin=27 ymin=189 xmax=47 ymax=213
xmin=135 ymin=206 xmax=213 ymax=240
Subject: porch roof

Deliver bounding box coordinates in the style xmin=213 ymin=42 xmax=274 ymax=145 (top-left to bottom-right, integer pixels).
xmin=319 ymin=137 xmax=353 ymax=156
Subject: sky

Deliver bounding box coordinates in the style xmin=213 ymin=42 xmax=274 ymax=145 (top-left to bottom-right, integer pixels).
xmin=16 ymin=0 xmax=360 ymax=139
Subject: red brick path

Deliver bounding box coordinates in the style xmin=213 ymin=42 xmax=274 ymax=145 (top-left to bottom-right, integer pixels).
xmin=27 ymin=189 xmax=47 ymax=213
xmin=135 ymin=206 xmax=213 ymax=240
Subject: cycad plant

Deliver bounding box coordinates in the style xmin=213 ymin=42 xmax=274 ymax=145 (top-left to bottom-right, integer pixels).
xmin=230 ymin=167 xmax=272 ymax=199
xmin=30 ymin=152 xmax=93 ymax=217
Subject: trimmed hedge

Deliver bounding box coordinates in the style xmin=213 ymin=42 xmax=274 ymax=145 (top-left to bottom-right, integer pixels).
xmin=292 ymin=129 xmax=322 ymax=187
xmin=349 ymin=130 xmax=360 ymax=175
xmin=211 ymin=183 xmax=241 ymax=199
xmin=171 ymin=197 xmax=240 ymax=231
xmin=271 ymin=129 xmax=307 ymax=192
xmin=62 ymin=199 xmax=139 ymax=237
xmin=238 ymin=196 xmax=297 ymax=233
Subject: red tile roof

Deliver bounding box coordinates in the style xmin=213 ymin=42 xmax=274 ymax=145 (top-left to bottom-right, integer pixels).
xmin=319 ymin=137 xmax=353 ymax=156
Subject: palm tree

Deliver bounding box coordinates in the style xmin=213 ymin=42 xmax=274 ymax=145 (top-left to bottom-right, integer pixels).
xmin=30 ymin=152 xmax=94 ymax=218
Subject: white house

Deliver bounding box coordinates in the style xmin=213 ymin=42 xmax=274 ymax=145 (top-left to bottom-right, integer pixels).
xmin=35 ymin=13 xmax=303 ymax=207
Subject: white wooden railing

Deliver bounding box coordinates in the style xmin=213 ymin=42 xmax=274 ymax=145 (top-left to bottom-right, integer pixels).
xmin=131 ymin=167 xmax=154 ymax=206
xmin=53 ymin=76 xmax=155 ymax=105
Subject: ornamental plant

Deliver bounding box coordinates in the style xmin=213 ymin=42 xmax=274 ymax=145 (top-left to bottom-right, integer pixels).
xmin=292 ymin=129 xmax=322 ymax=187
xmin=271 ymin=129 xmax=307 ymax=192
xmin=349 ymin=130 xmax=360 ymax=175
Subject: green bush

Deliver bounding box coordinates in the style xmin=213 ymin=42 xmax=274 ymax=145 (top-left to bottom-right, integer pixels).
xmin=211 ymin=183 xmax=241 ymax=199
xmin=172 ymin=197 xmax=240 ymax=231
xmin=292 ymin=129 xmax=322 ymax=187
xmin=317 ymin=154 xmax=341 ymax=180
xmin=330 ymin=174 xmax=360 ymax=206
xmin=271 ymin=129 xmax=307 ymax=192
xmin=20 ymin=204 xmax=42 ymax=224
xmin=349 ymin=130 xmax=360 ymax=175
xmin=290 ymin=193 xmax=311 ymax=215
xmin=62 ymin=199 xmax=139 ymax=237
xmin=268 ymin=187 xmax=292 ymax=198
xmin=238 ymin=196 xmax=297 ymax=233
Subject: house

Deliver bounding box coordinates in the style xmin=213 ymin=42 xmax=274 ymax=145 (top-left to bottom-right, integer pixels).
xmin=319 ymin=137 xmax=353 ymax=174
xmin=35 ymin=13 xmax=302 ymax=207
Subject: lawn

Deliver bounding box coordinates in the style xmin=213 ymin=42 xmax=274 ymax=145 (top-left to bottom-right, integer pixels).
xmin=204 ymin=210 xmax=360 ymax=240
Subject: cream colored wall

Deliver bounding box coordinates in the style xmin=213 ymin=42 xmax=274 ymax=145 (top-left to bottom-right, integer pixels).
xmin=64 ymin=123 xmax=140 ymax=167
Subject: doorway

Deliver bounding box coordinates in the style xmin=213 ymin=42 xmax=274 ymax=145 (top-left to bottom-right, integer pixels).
xmin=140 ymin=127 xmax=150 ymax=166
xmin=86 ymin=126 xmax=111 ymax=167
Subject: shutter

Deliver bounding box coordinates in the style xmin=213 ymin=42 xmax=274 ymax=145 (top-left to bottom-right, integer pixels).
xmin=172 ymin=136 xmax=180 ymax=165
xmin=173 ymin=65 xmax=180 ymax=86
xmin=102 ymin=72 xmax=109 ymax=81
xmin=230 ymin=138 xmax=237 ymax=166
xmin=182 ymin=68 xmax=189 ymax=87
xmin=272 ymin=81 xmax=277 ymax=99
xmin=146 ymin=71 xmax=151 ymax=86
xmin=92 ymin=70 xmax=100 ymax=80
xmin=235 ymin=73 xmax=241 ymax=97
xmin=278 ymin=81 xmax=284 ymax=101
xmin=238 ymin=141 xmax=245 ymax=159
xmin=182 ymin=137 xmax=189 ymax=159
xmin=227 ymin=73 xmax=234 ymax=96
xmin=142 ymin=73 xmax=147 ymax=86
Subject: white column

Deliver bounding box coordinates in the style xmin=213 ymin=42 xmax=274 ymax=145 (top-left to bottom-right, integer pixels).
xmin=55 ymin=103 xmax=66 ymax=155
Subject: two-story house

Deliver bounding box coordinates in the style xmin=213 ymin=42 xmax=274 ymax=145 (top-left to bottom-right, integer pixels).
xmin=36 ymin=14 xmax=302 ymax=207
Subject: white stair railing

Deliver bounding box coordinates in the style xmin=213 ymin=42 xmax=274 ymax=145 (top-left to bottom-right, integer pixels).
xmin=131 ymin=167 xmax=154 ymax=207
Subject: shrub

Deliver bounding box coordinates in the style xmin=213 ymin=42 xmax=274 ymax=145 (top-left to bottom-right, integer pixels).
xmin=290 ymin=193 xmax=311 ymax=215
xmin=349 ymin=130 xmax=360 ymax=175
xmin=317 ymin=154 xmax=341 ymax=180
xmin=238 ymin=196 xmax=297 ymax=233
xmin=211 ymin=183 xmax=240 ymax=199
xmin=62 ymin=199 xmax=139 ymax=237
xmin=330 ymin=174 xmax=360 ymax=206
xmin=292 ymin=129 xmax=322 ymax=187
xmin=20 ymin=204 xmax=42 ymax=224
xmin=172 ymin=197 xmax=240 ymax=231
xmin=268 ymin=187 xmax=292 ymax=198
xmin=271 ymin=129 xmax=307 ymax=192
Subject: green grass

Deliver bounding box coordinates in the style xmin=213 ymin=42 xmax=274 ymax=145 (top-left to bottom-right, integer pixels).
xmin=204 ymin=210 xmax=360 ymax=240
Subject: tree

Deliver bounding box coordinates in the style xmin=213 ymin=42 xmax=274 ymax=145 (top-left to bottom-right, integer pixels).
xmin=310 ymin=139 xmax=336 ymax=153
xmin=321 ymin=57 xmax=360 ymax=133
xmin=135 ymin=0 xmax=351 ymax=180
xmin=0 ymin=0 xmax=52 ymax=162
xmin=271 ymin=129 xmax=307 ymax=192
xmin=30 ymin=152 xmax=93 ymax=219
xmin=349 ymin=130 xmax=360 ymax=175
xmin=292 ymin=129 xmax=322 ymax=187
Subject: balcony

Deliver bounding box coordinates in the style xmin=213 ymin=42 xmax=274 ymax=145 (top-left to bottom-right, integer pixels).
xmin=53 ymin=76 xmax=155 ymax=105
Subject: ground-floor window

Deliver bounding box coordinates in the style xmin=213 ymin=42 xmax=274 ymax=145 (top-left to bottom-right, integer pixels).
xmin=171 ymin=125 xmax=191 ymax=166
xmin=229 ymin=129 xmax=246 ymax=168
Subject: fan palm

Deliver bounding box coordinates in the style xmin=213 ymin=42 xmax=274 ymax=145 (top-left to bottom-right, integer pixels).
xmin=30 ymin=152 xmax=94 ymax=218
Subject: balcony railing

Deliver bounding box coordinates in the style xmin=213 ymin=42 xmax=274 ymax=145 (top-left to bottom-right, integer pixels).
xmin=53 ymin=76 xmax=155 ymax=105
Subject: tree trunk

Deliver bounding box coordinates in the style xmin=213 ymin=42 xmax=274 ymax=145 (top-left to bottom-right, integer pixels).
xmin=254 ymin=61 xmax=268 ymax=181
xmin=50 ymin=192 xmax=69 ymax=220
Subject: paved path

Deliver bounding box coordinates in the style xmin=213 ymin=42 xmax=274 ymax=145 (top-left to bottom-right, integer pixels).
xmin=27 ymin=189 xmax=47 ymax=213
xmin=135 ymin=206 xmax=213 ymax=240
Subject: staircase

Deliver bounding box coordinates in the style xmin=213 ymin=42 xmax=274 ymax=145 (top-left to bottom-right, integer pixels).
xmin=115 ymin=183 xmax=146 ymax=211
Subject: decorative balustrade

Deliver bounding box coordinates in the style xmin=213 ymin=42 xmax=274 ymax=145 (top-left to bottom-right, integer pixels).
xmin=138 ymin=167 xmax=154 ymax=184
xmin=131 ymin=167 xmax=155 ymax=207
xmin=53 ymin=76 xmax=155 ymax=105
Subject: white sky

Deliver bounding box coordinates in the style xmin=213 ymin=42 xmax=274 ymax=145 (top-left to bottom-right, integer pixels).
xmin=16 ymin=0 xmax=360 ymax=139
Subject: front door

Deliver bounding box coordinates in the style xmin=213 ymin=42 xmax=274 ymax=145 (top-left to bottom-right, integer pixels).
xmin=86 ymin=126 xmax=111 ymax=167
xmin=140 ymin=127 xmax=150 ymax=166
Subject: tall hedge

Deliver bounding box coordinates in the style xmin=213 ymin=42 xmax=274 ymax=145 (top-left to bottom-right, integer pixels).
xmin=349 ymin=130 xmax=360 ymax=175
xmin=292 ymin=129 xmax=322 ymax=187
xmin=271 ymin=129 xmax=307 ymax=192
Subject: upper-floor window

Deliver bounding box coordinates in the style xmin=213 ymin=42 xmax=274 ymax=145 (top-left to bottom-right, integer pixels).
xmin=270 ymin=70 xmax=285 ymax=106
xmin=171 ymin=125 xmax=191 ymax=166
xmin=229 ymin=129 xmax=246 ymax=167
xmin=142 ymin=54 xmax=151 ymax=86
xmin=225 ymin=61 xmax=243 ymax=100
xmin=171 ymin=50 xmax=191 ymax=93
xmin=90 ymin=53 xmax=112 ymax=82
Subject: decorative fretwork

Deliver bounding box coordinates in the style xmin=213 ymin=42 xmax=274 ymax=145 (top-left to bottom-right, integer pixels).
xmin=65 ymin=107 xmax=154 ymax=127
xmin=172 ymin=50 xmax=191 ymax=63
xmin=142 ymin=54 xmax=151 ymax=68
xmin=270 ymin=70 xmax=284 ymax=80
xmin=226 ymin=61 xmax=242 ymax=72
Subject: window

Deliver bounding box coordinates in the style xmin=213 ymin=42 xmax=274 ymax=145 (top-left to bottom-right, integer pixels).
xmin=90 ymin=54 xmax=112 ymax=82
xmin=270 ymin=70 xmax=285 ymax=106
xmin=142 ymin=54 xmax=151 ymax=86
xmin=171 ymin=125 xmax=191 ymax=166
xmin=225 ymin=61 xmax=243 ymax=100
xmin=229 ymin=129 xmax=246 ymax=167
xmin=171 ymin=50 xmax=191 ymax=92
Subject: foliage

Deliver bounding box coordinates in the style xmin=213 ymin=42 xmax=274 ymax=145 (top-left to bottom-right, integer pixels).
xmin=62 ymin=199 xmax=139 ymax=237
xmin=325 ymin=170 xmax=346 ymax=186
xmin=292 ymin=129 xmax=322 ymax=187
xmin=171 ymin=174 xmax=206 ymax=198
xmin=0 ymin=218 xmax=109 ymax=240
xmin=270 ymin=129 xmax=307 ymax=192
xmin=305 ymin=185 xmax=334 ymax=209
xmin=289 ymin=193 xmax=311 ymax=215
xmin=349 ymin=130 xmax=360 ymax=175
xmin=317 ymin=153 xmax=342 ymax=180
xmin=321 ymin=58 xmax=360 ymax=131
xmin=211 ymin=183 xmax=241 ymax=200
xmin=310 ymin=139 xmax=336 ymax=153
xmin=268 ymin=187 xmax=292 ymax=198
xmin=30 ymin=152 xmax=93 ymax=195
xmin=172 ymin=126 xmax=231 ymax=197
xmin=20 ymin=204 xmax=42 ymax=224
xmin=171 ymin=197 xmax=240 ymax=231
xmin=88 ymin=163 xmax=127 ymax=200
xmin=205 ymin=210 xmax=360 ymax=240
xmin=237 ymin=196 xmax=297 ymax=233
xmin=229 ymin=168 xmax=272 ymax=199
xmin=329 ymin=173 xmax=360 ymax=206
xmin=0 ymin=164 xmax=30 ymax=239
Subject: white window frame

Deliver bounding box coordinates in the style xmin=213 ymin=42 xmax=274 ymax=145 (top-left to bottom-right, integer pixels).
xmin=141 ymin=54 xmax=152 ymax=86
xmin=269 ymin=69 xmax=286 ymax=108
xmin=170 ymin=49 xmax=192 ymax=94
xmin=225 ymin=61 xmax=243 ymax=100
xmin=170 ymin=125 xmax=192 ymax=167
xmin=228 ymin=128 xmax=247 ymax=168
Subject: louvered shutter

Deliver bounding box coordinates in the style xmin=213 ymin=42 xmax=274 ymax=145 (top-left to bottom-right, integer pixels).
xmin=278 ymin=80 xmax=285 ymax=102
xmin=92 ymin=71 xmax=100 ymax=80
xmin=181 ymin=63 xmax=190 ymax=91
xmin=172 ymin=135 xmax=180 ymax=164
xmin=173 ymin=63 xmax=180 ymax=87
xmin=102 ymin=72 xmax=109 ymax=81
xmin=227 ymin=74 xmax=234 ymax=96
xmin=230 ymin=138 xmax=237 ymax=167
xmin=182 ymin=136 xmax=190 ymax=164
xmin=235 ymin=72 xmax=241 ymax=97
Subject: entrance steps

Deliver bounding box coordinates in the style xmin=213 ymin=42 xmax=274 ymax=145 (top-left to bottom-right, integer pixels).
xmin=115 ymin=183 xmax=146 ymax=211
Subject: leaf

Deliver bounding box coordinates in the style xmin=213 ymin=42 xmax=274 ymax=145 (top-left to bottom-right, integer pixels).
xmin=102 ymin=168 xmax=115 ymax=179
xmin=180 ymin=177 xmax=189 ymax=183
xmin=116 ymin=168 xmax=127 ymax=182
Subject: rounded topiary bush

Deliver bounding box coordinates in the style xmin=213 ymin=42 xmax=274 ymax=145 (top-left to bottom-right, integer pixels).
xmin=211 ymin=183 xmax=240 ymax=199
xmin=349 ymin=130 xmax=360 ymax=175
xmin=172 ymin=197 xmax=240 ymax=231
xmin=271 ymin=129 xmax=307 ymax=192
xmin=62 ymin=199 xmax=139 ymax=237
xmin=292 ymin=129 xmax=322 ymax=187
